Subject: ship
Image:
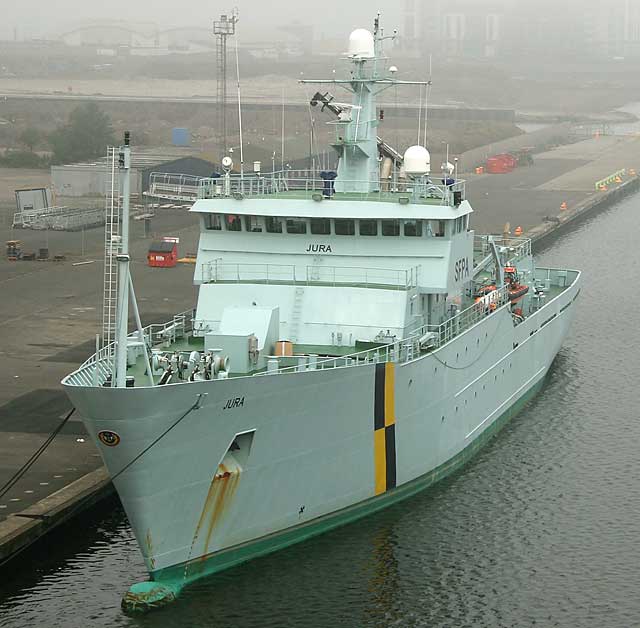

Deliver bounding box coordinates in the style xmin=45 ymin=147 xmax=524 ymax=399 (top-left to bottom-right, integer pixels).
xmin=62 ymin=17 xmax=581 ymax=612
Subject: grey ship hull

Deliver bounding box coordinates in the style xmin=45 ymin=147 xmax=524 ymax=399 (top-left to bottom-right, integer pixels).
xmin=64 ymin=271 xmax=579 ymax=600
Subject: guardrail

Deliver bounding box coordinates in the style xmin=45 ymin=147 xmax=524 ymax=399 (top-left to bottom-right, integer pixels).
xmin=201 ymin=262 xmax=419 ymax=290
xmin=595 ymin=169 xmax=625 ymax=190
xmin=63 ymin=309 xmax=195 ymax=388
xmin=259 ymin=285 xmax=512 ymax=377
xmin=473 ymin=235 xmax=532 ymax=261
xmin=147 ymin=170 xmax=466 ymax=206
xmin=64 ymin=265 xmax=578 ymax=387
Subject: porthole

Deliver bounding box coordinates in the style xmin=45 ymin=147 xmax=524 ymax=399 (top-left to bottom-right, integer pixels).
xmin=441 ymin=415 xmax=445 ymax=422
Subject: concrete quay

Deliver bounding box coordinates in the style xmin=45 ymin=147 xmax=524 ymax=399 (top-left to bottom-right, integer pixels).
xmin=0 ymin=131 xmax=638 ymax=566
xmin=0 ymin=207 xmax=199 ymax=563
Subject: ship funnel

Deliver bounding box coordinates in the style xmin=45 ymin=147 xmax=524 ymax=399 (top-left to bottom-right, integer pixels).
xmin=403 ymin=145 xmax=431 ymax=175
xmin=348 ymin=29 xmax=375 ymax=58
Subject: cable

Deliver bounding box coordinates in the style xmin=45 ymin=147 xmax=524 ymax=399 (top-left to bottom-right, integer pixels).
xmin=0 ymin=408 xmax=75 ymax=500
xmin=110 ymin=395 xmax=204 ymax=481
xmin=431 ymin=308 xmax=505 ymax=371
xmin=0 ymin=397 xmax=204 ymax=570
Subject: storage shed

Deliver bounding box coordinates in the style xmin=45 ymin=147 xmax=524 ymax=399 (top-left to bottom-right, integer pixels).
xmin=147 ymin=239 xmax=178 ymax=267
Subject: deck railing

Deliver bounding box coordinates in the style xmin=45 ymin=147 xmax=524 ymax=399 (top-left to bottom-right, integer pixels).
xmin=201 ymin=262 xmax=419 ymax=290
xmin=63 ymin=309 xmax=195 ymax=387
xmin=64 ymin=267 xmax=577 ymax=387
xmin=473 ymin=235 xmax=532 ymax=260
xmin=146 ymin=170 xmax=465 ymax=206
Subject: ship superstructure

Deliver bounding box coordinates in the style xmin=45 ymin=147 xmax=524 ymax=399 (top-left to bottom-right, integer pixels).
xmin=62 ymin=17 xmax=581 ymax=612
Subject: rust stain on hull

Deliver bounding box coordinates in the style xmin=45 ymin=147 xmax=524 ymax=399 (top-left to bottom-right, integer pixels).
xmin=145 ymin=528 xmax=156 ymax=570
xmin=188 ymin=458 xmax=241 ymax=575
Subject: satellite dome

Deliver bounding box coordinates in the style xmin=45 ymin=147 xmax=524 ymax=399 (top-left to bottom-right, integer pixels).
xmin=403 ymin=145 xmax=431 ymax=175
xmin=348 ymin=29 xmax=375 ymax=59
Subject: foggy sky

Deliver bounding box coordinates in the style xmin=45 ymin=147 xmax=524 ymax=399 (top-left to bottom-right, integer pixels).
xmin=1 ymin=1 xmax=403 ymax=41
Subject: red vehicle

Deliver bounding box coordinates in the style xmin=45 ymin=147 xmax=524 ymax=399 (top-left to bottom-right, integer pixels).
xmin=485 ymin=153 xmax=517 ymax=174
xmin=147 ymin=238 xmax=178 ymax=268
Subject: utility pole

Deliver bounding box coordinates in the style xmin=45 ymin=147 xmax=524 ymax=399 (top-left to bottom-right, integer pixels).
xmin=213 ymin=10 xmax=239 ymax=154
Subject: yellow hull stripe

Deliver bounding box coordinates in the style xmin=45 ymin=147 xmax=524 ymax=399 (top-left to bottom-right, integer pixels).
xmin=373 ymin=362 xmax=397 ymax=494
xmin=384 ymin=362 xmax=396 ymax=427
xmin=373 ymin=428 xmax=387 ymax=495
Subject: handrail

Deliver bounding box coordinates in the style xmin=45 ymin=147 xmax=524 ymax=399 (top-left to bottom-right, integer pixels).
xmin=64 ymin=268 xmax=579 ymax=388
xmin=258 ymin=285 xmax=512 ymax=377
xmin=147 ymin=170 xmax=466 ymax=206
xmin=201 ymin=262 xmax=419 ymax=289
xmin=474 ymin=235 xmax=532 ymax=261
xmin=68 ymin=308 xmax=195 ymax=387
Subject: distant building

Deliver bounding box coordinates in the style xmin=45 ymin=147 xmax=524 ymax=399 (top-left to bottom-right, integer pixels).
xmin=51 ymin=149 xmax=218 ymax=199
xmin=402 ymin=0 xmax=640 ymax=60
xmin=402 ymin=0 xmax=511 ymax=58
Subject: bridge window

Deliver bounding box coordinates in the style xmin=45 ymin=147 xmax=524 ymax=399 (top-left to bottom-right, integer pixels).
xmin=245 ymin=216 xmax=263 ymax=232
xmin=286 ymin=218 xmax=307 ymax=234
xmin=225 ymin=214 xmax=242 ymax=231
xmin=382 ymin=219 xmax=400 ymax=236
xmin=205 ymin=214 xmax=222 ymax=230
xmin=435 ymin=220 xmax=445 ymax=237
xmin=404 ymin=220 xmax=422 ymax=237
xmin=359 ymin=219 xmax=378 ymax=236
xmin=265 ymin=216 xmax=283 ymax=233
xmin=310 ymin=218 xmax=331 ymax=235
xmin=334 ymin=219 xmax=355 ymax=235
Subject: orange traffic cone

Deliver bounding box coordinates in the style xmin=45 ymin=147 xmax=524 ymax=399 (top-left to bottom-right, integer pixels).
xmin=599 ymin=184 xmax=608 ymax=191
xmin=514 ymin=226 xmax=523 ymax=237
xmin=615 ymin=176 xmax=622 ymax=183
xmin=560 ymin=201 xmax=568 ymax=210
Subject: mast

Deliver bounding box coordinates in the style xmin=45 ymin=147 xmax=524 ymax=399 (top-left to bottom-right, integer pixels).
xmin=114 ymin=132 xmax=131 ymax=388
xmin=300 ymin=14 xmax=430 ymax=194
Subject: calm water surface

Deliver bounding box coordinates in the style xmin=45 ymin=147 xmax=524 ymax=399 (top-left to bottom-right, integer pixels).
xmin=1 ymin=195 xmax=639 ymax=628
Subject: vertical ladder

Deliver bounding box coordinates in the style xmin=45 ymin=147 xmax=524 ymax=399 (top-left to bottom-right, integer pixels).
xmin=289 ymin=286 xmax=305 ymax=343
xmin=102 ymin=148 xmax=121 ymax=355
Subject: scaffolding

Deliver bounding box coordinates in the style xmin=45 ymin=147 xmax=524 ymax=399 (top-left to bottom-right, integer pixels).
xmin=12 ymin=206 xmax=104 ymax=231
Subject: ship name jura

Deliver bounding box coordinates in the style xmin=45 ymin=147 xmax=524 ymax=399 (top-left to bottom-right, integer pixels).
xmin=61 ymin=14 xmax=581 ymax=613
xmin=305 ymin=244 xmax=333 ymax=253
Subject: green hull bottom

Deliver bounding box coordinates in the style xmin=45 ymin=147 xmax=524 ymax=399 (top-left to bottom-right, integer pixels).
xmin=122 ymin=375 xmax=547 ymax=613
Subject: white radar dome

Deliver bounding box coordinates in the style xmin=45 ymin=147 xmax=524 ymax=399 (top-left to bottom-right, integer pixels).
xmin=403 ymin=145 xmax=431 ymax=175
xmin=348 ymin=29 xmax=375 ymax=59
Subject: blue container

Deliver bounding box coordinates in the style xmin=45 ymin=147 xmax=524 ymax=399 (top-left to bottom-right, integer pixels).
xmin=171 ymin=127 xmax=190 ymax=146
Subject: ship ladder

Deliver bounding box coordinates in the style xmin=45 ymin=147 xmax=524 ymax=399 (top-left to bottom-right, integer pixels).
xmin=102 ymin=147 xmax=121 ymax=362
xmin=289 ymin=286 xmax=305 ymax=343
